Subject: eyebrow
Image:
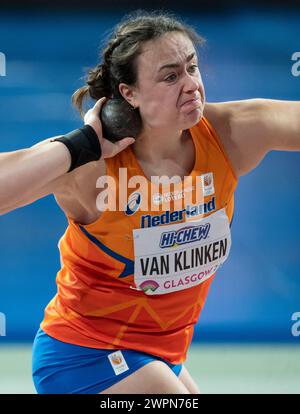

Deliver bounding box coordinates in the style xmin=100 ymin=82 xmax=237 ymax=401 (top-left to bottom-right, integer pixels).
xmin=158 ymin=52 xmax=197 ymax=72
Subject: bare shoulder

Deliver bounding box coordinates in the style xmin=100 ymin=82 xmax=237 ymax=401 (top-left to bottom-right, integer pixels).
xmin=203 ymin=101 xmax=236 ymax=174
xmin=203 ymin=99 xmax=270 ymax=177
xmin=203 ymin=101 xmax=231 ymax=141
xmin=203 ymin=99 xmax=265 ymax=139
xmin=204 ymin=98 xmax=265 ymax=118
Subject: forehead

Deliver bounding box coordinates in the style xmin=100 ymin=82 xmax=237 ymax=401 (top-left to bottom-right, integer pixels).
xmin=137 ymin=32 xmax=196 ymax=73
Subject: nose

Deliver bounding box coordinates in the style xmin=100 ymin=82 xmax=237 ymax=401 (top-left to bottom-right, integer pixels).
xmin=182 ymin=70 xmax=201 ymax=92
xmin=182 ymin=70 xmax=205 ymax=103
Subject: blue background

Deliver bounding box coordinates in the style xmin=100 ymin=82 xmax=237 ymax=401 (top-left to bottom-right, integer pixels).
xmin=0 ymin=8 xmax=299 ymax=343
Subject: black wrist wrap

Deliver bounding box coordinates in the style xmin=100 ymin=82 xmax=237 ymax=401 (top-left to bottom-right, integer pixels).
xmin=52 ymin=125 xmax=102 ymax=172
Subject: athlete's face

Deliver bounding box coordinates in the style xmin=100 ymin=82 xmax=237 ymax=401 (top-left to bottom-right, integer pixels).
xmin=120 ymin=32 xmax=205 ymax=131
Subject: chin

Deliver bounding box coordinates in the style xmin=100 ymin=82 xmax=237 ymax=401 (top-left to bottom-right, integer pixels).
xmin=182 ymin=107 xmax=203 ymax=129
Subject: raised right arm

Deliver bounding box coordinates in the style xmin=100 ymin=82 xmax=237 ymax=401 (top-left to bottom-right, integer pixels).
xmin=0 ymin=97 xmax=135 ymax=216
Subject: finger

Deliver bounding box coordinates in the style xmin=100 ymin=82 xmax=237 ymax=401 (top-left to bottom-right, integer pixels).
xmin=118 ymin=137 xmax=135 ymax=148
xmin=83 ymin=107 xmax=93 ymax=122
xmin=113 ymin=137 xmax=135 ymax=153
xmin=92 ymin=97 xmax=107 ymax=114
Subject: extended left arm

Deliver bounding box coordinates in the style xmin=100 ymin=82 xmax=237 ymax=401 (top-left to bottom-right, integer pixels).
xmin=205 ymin=99 xmax=300 ymax=177
xmin=251 ymin=99 xmax=300 ymax=151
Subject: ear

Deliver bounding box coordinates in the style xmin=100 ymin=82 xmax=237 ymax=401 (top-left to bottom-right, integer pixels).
xmin=118 ymin=83 xmax=137 ymax=107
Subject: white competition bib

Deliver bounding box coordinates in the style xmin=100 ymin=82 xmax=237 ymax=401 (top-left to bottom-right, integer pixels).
xmin=133 ymin=208 xmax=231 ymax=295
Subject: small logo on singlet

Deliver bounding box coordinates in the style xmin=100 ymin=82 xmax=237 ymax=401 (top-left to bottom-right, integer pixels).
xmin=152 ymin=186 xmax=195 ymax=205
xmin=125 ymin=192 xmax=142 ymax=216
xmin=139 ymin=280 xmax=160 ymax=293
xmin=201 ymin=172 xmax=214 ymax=196
xmin=108 ymin=351 xmax=129 ymax=375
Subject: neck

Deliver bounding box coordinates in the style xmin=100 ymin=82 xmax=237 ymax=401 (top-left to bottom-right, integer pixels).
xmin=132 ymin=126 xmax=189 ymax=163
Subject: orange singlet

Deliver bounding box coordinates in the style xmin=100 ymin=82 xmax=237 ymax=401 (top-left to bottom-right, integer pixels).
xmin=41 ymin=117 xmax=238 ymax=365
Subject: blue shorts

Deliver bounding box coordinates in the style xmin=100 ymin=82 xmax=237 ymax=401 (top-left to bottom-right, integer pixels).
xmin=32 ymin=328 xmax=183 ymax=394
